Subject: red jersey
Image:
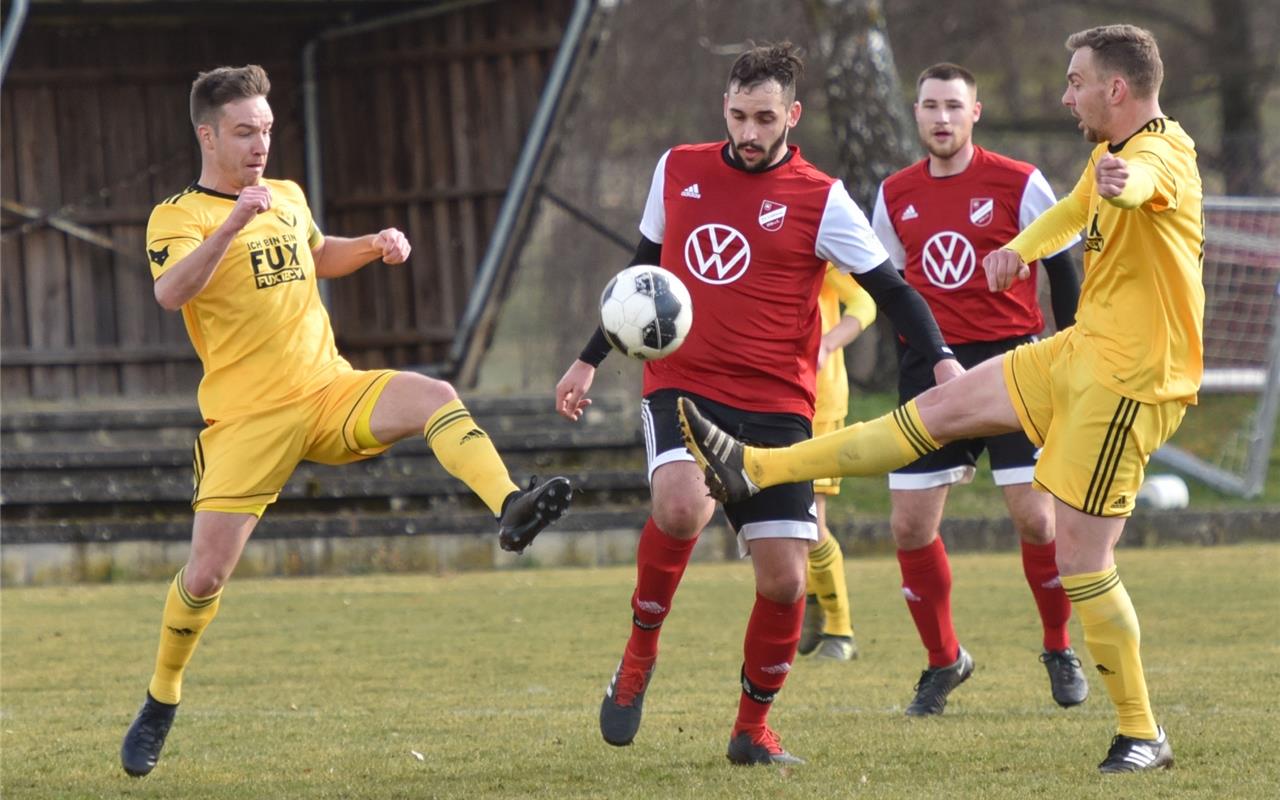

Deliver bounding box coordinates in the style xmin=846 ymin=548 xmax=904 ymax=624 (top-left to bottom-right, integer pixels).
xmin=638 ymin=143 xmax=888 ymax=418
xmin=871 ymin=146 xmax=1077 ymax=344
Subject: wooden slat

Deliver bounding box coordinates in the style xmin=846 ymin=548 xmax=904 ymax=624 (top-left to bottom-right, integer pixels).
xmin=15 ymin=86 xmax=75 ymax=399
xmin=1 ymin=90 xmax=31 ymax=400
xmin=0 ymin=344 xmax=198 ymax=366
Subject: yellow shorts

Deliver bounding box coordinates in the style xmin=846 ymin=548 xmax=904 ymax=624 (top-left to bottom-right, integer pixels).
xmin=1003 ymin=330 xmax=1186 ymax=517
xmin=811 ymin=417 xmax=844 ymax=496
xmin=192 ymin=369 xmax=398 ymax=515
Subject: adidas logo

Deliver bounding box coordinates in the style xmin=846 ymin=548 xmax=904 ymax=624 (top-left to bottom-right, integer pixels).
xmin=761 ymin=662 xmax=792 ymax=675
xmin=901 ymin=586 xmax=922 ymax=602
xmin=901 ymin=204 xmax=918 ymax=221
xmin=458 ymin=428 xmax=488 ymax=445
xmin=1096 ymin=663 xmax=1116 ymax=676
xmin=1111 ymin=496 xmax=1128 ymax=509
xmin=681 ymin=183 xmax=701 ymax=199
xmin=636 ymin=599 xmax=666 ymax=615
xmin=167 ymin=626 xmax=195 ymax=637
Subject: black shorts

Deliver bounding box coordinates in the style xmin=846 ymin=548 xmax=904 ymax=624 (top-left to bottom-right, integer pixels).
xmin=892 ymin=336 xmax=1039 ymax=489
xmin=641 ymin=389 xmax=816 ymax=538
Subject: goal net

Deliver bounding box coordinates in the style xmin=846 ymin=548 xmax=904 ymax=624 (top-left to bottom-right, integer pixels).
xmin=1152 ymin=197 xmax=1280 ymax=497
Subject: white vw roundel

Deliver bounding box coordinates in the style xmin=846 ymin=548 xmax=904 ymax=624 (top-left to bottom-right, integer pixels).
xmin=921 ymin=231 xmax=976 ymax=289
xmin=684 ymin=223 xmax=751 ymax=285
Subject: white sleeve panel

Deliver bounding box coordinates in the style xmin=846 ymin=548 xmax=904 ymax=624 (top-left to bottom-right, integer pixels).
xmin=638 ymin=150 xmax=671 ymax=244
xmin=870 ymin=182 xmax=906 ymax=272
xmin=815 ymin=181 xmax=890 ymax=275
xmin=1021 ymin=168 xmax=1080 ymax=257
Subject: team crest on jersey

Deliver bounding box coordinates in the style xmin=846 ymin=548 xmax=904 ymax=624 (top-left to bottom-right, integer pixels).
xmin=684 ymin=223 xmax=751 ymax=285
xmin=921 ymin=231 xmax=976 ymax=289
xmin=969 ymin=197 xmax=994 ymax=227
xmin=758 ymin=199 xmax=787 ymax=232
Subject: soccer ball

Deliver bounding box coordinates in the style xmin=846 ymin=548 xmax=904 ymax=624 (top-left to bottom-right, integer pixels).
xmin=599 ymin=265 xmax=693 ymax=360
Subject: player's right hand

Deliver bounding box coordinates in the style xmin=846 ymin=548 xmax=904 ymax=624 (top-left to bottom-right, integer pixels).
xmin=555 ymin=360 xmax=595 ymax=422
xmin=983 ymin=247 xmax=1030 ymax=292
xmin=227 ymin=185 xmax=272 ymax=230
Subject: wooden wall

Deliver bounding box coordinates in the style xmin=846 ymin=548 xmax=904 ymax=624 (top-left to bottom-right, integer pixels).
xmin=0 ymin=0 xmax=573 ymax=404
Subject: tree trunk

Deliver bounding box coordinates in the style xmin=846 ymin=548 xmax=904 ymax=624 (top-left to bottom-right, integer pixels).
xmin=1211 ymin=0 xmax=1267 ymax=195
xmin=804 ymin=0 xmax=917 ymax=389
xmin=803 ymin=0 xmax=918 ymax=211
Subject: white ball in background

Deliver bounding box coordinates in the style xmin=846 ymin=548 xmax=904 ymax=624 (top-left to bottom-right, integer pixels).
xmin=1136 ymin=474 xmax=1190 ymax=510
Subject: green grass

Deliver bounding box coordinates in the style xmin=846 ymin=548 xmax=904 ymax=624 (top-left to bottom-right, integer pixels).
xmin=828 ymin=392 xmax=1280 ymax=520
xmin=3 ymin=544 xmax=1278 ymax=799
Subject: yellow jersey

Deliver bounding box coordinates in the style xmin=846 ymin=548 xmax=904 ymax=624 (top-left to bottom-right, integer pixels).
xmin=146 ymin=179 xmax=348 ymax=421
xmin=814 ymin=265 xmax=877 ymax=423
xmin=1007 ymin=118 xmax=1204 ymax=404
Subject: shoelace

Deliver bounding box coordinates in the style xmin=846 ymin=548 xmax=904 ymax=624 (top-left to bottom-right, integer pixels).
xmin=750 ymin=726 xmax=784 ymax=754
xmin=613 ymin=662 xmax=651 ymax=706
xmin=1040 ymin=650 xmax=1082 ymax=680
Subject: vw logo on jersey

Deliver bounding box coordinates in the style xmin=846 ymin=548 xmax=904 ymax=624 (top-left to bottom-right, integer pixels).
xmin=684 ymin=223 xmax=751 ymax=284
xmin=921 ymin=231 xmax=976 ymax=289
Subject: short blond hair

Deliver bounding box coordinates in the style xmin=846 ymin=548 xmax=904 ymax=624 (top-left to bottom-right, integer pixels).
xmin=1066 ymin=25 xmax=1163 ymax=99
xmin=189 ymin=65 xmax=271 ymax=129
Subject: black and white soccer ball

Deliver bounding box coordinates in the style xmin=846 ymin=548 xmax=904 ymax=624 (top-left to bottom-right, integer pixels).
xmin=599 ymin=265 xmax=693 ymax=361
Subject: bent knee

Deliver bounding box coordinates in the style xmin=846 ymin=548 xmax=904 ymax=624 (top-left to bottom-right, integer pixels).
xmin=182 ymin=566 xmax=228 ymax=598
xmin=756 ymin=571 xmax=806 ymax=604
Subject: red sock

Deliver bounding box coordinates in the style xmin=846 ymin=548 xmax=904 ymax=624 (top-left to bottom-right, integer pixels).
xmin=1021 ymin=540 xmax=1071 ymax=651
xmin=735 ymin=593 xmax=804 ymax=733
xmin=897 ymin=537 xmax=958 ymax=668
xmin=626 ymin=518 xmax=698 ymax=662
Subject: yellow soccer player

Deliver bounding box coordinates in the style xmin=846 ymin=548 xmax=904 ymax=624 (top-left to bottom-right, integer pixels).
xmin=800 ymin=266 xmax=876 ymax=661
xmin=120 ymin=65 xmax=573 ymax=779
xmin=681 ymin=25 xmax=1199 ymax=774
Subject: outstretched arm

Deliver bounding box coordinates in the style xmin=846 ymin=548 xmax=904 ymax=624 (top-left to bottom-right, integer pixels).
xmin=556 ymin=236 xmax=663 ymax=421
xmin=852 ymin=260 xmax=962 ymax=384
xmin=312 ymin=228 xmax=411 ymax=278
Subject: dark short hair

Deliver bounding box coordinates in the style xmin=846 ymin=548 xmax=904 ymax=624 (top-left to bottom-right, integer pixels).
xmin=190 ymin=64 xmax=271 ymax=129
xmin=727 ymin=41 xmax=804 ymax=101
xmin=1066 ymin=25 xmax=1163 ymax=99
xmin=917 ymin=62 xmax=977 ymax=93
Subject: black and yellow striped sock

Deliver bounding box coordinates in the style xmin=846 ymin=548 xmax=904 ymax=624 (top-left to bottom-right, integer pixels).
xmin=1062 ymin=566 xmax=1158 ymax=739
xmin=807 ymin=533 xmax=853 ymax=637
xmin=148 ymin=566 xmax=222 ymax=705
xmin=424 ymin=399 xmax=520 ymax=516
xmin=748 ymin=399 xmax=940 ymax=488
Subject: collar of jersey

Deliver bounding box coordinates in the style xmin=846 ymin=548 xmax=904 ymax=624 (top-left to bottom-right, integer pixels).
xmin=190 ymin=182 xmax=244 ymax=201
xmin=719 ymin=142 xmax=797 ymax=174
xmin=1107 ymin=117 xmax=1171 ymax=154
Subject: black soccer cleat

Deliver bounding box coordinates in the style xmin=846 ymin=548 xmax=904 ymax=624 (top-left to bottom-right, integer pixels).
xmin=497 ymin=476 xmax=572 ymax=553
xmin=797 ymin=594 xmax=824 ymax=655
xmin=726 ymin=726 xmax=805 ymax=766
xmin=1041 ymin=647 xmax=1089 ymax=708
xmin=121 ymin=692 xmax=178 ymax=777
xmin=676 ymin=397 xmax=759 ymax=504
xmin=905 ymin=645 xmax=975 ymax=717
xmin=599 ymin=655 xmax=656 ymax=746
xmin=1098 ymin=726 xmax=1174 ymax=773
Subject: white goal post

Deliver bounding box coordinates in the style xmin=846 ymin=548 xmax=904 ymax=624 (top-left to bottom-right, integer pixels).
xmin=1152 ymin=196 xmax=1280 ymax=498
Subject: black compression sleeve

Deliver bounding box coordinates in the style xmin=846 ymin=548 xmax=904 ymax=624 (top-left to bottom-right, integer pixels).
xmin=851 ymin=260 xmax=955 ymax=365
xmin=577 ymin=236 xmax=663 ymax=367
xmin=1041 ymin=249 xmax=1080 ymax=330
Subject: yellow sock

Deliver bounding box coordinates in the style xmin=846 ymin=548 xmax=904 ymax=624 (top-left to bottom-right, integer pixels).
xmin=808 ymin=533 xmax=853 ymax=637
xmin=1062 ymin=567 xmax=1158 ymax=739
xmin=424 ymin=399 xmax=519 ymax=515
xmin=148 ymin=567 xmax=222 ymax=705
xmin=747 ymin=400 xmax=940 ymax=488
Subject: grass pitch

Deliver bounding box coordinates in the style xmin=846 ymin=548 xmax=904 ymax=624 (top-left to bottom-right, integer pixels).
xmin=2 ymin=543 xmax=1278 ymax=799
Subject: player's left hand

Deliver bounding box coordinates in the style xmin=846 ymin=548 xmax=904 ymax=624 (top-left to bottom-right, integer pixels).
xmin=1095 ymin=153 xmax=1129 ymax=199
xmin=373 ymin=228 xmax=411 ymax=264
xmin=932 ymin=357 xmax=965 ymax=385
